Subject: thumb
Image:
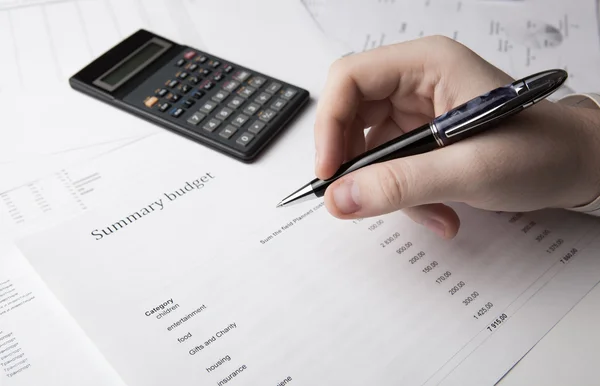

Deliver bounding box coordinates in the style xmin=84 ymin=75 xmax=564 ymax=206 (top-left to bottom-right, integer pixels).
xmin=323 ymin=147 xmax=471 ymax=218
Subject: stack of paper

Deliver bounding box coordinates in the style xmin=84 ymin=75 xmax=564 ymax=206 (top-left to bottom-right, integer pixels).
xmin=2 ymin=0 xmax=600 ymax=385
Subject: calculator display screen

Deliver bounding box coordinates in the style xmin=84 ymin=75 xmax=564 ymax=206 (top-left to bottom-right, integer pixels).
xmin=94 ymin=38 xmax=171 ymax=92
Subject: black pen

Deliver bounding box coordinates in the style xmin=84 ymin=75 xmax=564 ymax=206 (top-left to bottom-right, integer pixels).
xmin=276 ymin=69 xmax=568 ymax=208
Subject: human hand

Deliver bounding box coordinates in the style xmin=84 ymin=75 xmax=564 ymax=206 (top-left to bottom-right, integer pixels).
xmin=314 ymin=36 xmax=600 ymax=239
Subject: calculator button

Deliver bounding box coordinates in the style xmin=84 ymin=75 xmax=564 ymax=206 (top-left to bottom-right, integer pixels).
xmin=231 ymin=114 xmax=249 ymax=127
xmin=183 ymin=99 xmax=195 ymax=108
xmin=210 ymin=60 xmax=221 ymax=68
xmin=281 ymin=87 xmax=297 ymax=100
xmin=167 ymin=79 xmax=179 ymax=88
xmin=223 ymin=64 xmax=234 ymax=73
xmin=191 ymin=90 xmax=204 ymax=99
xmin=187 ymin=112 xmax=206 ymax=126
xmin=270 ymin=98 xmax=288 ymax=111
xmin=265 ymin=82 xmax=281 ymax=94
xmin=227 ymin=96 xmax=245 ymax=109
xmin=166 ymin=93 xmax=181 ymax=102
xmin=188 ymin=76 xmax=201 ymax=85
xmin=254 ymin=92 xmax=272 ymax=105
xmin=248 ymin=120 xmax=266 ymax=134
xmin=186 ymin=63 xmax=199 ymax=72
xmin=248 ymin=76 xmax=267 ymax=88
xmin=203 ymin=118 xmax=222 ymax=132
xmin=236 ymin=132 xmax=254 ymax=147
xmin=176 ymin=59 xmax=186 ymax=67
xmin=178 ymin=84 xmax=192 ymax=94
xmin=258 ymin=109 xmax=276 ymax=122
xmin=243 ymin=103 xmax=260 ymax=116
xmin=195 ymin=55 xmax=208 ymax=63
xmin=176 ymin=71 xmax=189 ymax=80
xmin=219 ymin=125 xmax=238 ymax=139
xmin=237 ymin=86 xmax=257 ymax=99
xmin=170 ymin=108 xmax=184 ymax=118
xmin=212 ymin=90 xmax=230 ymax=103
xmin=233 ymin=70 xmax=251 ymax=82
xmin=199 ymin=68 xmax=212 ymax=77
xmin=144 ymin=96 xmax=159 ymax=108
xmin=215 ymin=107 xmax=233 ymax=120
xmin=158 ymin=102 xmax=171 ymax=112
xmin=202 ymin=81 xmax=215 ymax=90
xmin=213 ymin=72 xmax=224 ymax=82
xmin=156 ymin=88 xmax=168 ymax=97
xmin=184 ymin=50 xmax=196 ymax=60
xmin=223 ymin=80 xmax=241 ymax=92
xmin=199 ymin=100 xmax=218 ymax=114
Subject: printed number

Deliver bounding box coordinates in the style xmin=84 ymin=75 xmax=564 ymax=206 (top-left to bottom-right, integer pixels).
xmin=462 ymin=291 xmax=479 ymax=306
xmin=396 ymin=242 xmax=413 ymax=255
xmin=535 ymin=229 xmax=551 ymax=242
xmin=368 ymin=219 xmax=384 ymax=231
xmin=473 ymin=302 xmax=494 ymax=319
xmin=546 ymin=238 xmax=564 ymax=254
xmin=560 ymin=248 xmax=578 ymax=264
xmin=409 ymin=251 xmax=426 ymax=264
xmin=380 ymin=232 xmax=401 ymax=248
xmin=436 ymin=271 xmax=452 ymax=284
xmin=422 ymin=261 xmax=439 ymax=273
xmin=487 ymin=313 xmax=508 ymax=332
xmin=448 ymin=281 xmax=466 ymax=296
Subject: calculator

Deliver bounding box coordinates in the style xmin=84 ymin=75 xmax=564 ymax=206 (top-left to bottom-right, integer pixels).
xmin=69 ymin=29 xmax=310 ymax=162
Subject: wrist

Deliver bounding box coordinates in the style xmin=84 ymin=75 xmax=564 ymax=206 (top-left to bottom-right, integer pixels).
xmin=558 ymin=95 xmax=600 ymax=211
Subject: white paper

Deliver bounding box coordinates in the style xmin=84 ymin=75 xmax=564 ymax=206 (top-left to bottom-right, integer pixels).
xmin=301 ymin=0 xmax=600 ymax=93
xmin=15 ymin=123 xmax=600 ymax=386
xmin=0 ymin=0 xmax=209 ymax=178
xmin=0 ymin=133 xmax=173 ymax=385
xmin=0 ymin=241 xmax=127 ymax=386
xmin=0 ymin=0 xmax=207 ymax=92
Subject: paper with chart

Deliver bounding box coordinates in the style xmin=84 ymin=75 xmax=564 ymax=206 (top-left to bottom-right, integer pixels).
xmin=301 ymin=0 xmax=600 ymax=94
xmin=16 ymin=122 xmax=600 ymax=386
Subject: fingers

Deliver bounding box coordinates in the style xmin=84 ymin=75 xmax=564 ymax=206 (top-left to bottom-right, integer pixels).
xmin=314 ymin=39 xmax=442 ymax=179
xmin=323 ymin=143 xmax=474 ymax=218
xmin=402 ymin=204 xmax=461 ymax=239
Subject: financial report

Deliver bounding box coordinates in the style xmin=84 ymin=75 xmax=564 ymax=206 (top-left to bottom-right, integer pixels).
xmin=17 ymin=126 xmax=600 ymax=386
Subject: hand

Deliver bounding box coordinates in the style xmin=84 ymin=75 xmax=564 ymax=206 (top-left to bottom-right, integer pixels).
xmin=314 ymin=36 xmax=600 ymax=239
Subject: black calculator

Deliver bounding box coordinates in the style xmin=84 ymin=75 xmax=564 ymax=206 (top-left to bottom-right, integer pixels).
xmin=69 ymin=29 xmax=310 ymax=162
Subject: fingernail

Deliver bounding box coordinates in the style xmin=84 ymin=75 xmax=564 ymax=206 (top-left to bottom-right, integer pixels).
xmin=333 ymin=179 xmax=360 ymax=214
xmin=423 ymin=218 xmax=446 ymax=238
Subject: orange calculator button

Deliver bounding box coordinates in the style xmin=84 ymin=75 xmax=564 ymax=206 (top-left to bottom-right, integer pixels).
xmin=144 ymin=96 xmax=159 ymax=108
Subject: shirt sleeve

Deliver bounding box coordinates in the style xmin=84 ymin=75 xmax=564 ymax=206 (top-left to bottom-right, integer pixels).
xmin=556 ymin=92 xmax=600 ymax=216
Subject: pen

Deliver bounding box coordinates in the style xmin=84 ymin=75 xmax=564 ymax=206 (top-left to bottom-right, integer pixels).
xmin=276 ymin=69 xmax=568 ymax=208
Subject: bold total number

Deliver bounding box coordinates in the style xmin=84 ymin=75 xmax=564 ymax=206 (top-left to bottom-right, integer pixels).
xmin=487 ymin=313 xmax=508 ymax=332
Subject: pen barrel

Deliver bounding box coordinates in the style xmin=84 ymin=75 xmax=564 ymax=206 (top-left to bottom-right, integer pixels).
xmin=432 ymin=85 xmax=519 ymax=145
xmin=312 ymin=125 xmax=437 ymax=197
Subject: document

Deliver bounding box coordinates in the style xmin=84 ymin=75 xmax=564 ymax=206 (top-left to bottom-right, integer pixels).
xmin=0 ymin=0 xmax=209 ymax=189
xmin=16 ymin=119 xmax=600 ymax=386
xmin=302 ymin=0 xmax=600 ymax=93
xmin=0 ymin=133 xmax=174 ymax=385
xmin=0 ymin=242 xmax=127 ymax=386
xmin=0 ymin=0 xmax=207 ymax=92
